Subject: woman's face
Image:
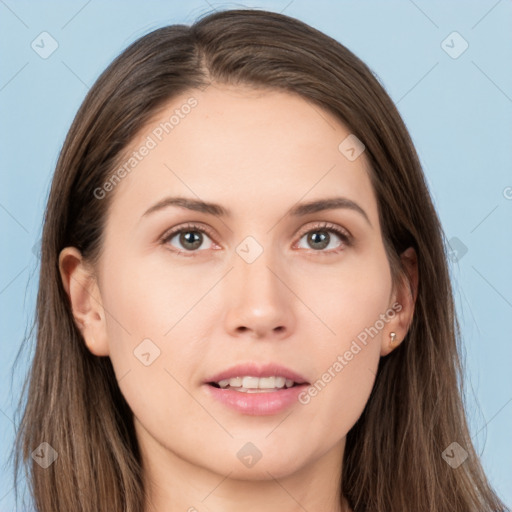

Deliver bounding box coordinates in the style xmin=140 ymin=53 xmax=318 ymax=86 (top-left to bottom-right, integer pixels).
xmin=61 ymin=84 xmax=413 ymax=487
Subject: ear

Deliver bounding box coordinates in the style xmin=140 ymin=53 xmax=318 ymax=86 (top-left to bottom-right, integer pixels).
xmin=58 ymin=247 xmax=110 ymax=356
xmin=380 ymin=247 xmax=418 ymax=356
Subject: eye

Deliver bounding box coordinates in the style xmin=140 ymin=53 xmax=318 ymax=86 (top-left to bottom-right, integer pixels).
xmin=161 ymin=223 xmax=217 ymax=257
xmin=295 ymin=222 xmax=352 ymax=254
xmin=160 ymin=221 xmax=352 ymax=257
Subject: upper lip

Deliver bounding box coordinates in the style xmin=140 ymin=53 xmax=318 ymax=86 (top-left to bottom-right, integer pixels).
xmin=204 ymin=362 xmax=309 ymax=385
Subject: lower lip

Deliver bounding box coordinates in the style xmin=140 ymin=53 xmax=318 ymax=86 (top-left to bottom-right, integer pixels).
xmin=203 ymin=384 xmax=309 ymax=416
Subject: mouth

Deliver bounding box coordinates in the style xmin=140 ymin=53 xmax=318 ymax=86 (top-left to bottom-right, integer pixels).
xmin=207 ymin=376 xmax=307 ymax=393
xmin=202 ymin=363 xmax=310 ymax=415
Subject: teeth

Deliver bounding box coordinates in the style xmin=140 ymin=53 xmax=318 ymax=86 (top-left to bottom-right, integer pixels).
xmin=243 ymin=376 xmax=260 ymax=389
xmin=258 ymin=376 xmax=285 ymax=389
xmin=231 ymin=376 xmax=243 ymax=387
xmin=215 ymin=376 xmax=297 ymax=390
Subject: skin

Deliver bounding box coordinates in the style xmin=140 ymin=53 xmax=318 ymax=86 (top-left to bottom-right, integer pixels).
xmin=59 ymin=84 xmax=418 ymax=512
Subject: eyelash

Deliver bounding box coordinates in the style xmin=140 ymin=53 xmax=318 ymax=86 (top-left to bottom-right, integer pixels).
xmin=160 ymin=222 xmax=353 ymax=258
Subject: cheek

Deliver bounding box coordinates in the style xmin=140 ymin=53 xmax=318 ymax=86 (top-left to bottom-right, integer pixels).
xmin=98 ymin=255 xmax=210 ymax=433
xmin=293 ymin=246 xmax=392 ymax=343
xmin=298 ymin=345 xmax=380 ymax=450
xmin=100 ymin=250 xmax=217 ymax=384
xmin=101 ymin=251 xmax=193 ymax=341
xmin=292 ymin=251 xmax=391 ymax=437
xmin=97 ymin=252 xmax=175 ymax=383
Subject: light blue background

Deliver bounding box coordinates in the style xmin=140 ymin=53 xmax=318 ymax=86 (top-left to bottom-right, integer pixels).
xmin=1 ymin=1 xmax=511 ymax=510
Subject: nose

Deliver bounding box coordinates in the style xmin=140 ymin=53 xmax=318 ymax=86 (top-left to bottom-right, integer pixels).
xmin=223 ymin=246 xmax=296 ymax=340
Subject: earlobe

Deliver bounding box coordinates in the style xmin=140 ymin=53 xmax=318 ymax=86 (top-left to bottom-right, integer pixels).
xmin=380 ymin=247 xmax=419 ymax=357
xmin=58 ymin=247 xmax=110 ymax=357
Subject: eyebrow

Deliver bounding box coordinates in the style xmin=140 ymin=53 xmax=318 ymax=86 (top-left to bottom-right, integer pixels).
xmin=142 ymin=195 xmax=371 ymax=227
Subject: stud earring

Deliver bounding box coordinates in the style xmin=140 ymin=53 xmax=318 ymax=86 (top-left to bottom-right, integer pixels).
xmin=390 ymin=332 xmax=397 ymax=344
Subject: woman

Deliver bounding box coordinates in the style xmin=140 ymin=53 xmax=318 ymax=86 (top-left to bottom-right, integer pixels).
xmin=12 ymin=8 xmax=509 ymax=512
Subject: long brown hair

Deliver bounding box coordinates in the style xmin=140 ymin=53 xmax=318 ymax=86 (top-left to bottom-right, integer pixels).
xmin=12 ymin=8 xmax=509 ymax=512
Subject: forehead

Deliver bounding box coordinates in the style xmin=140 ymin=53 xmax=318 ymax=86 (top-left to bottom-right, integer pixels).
xmin=104 ymin=84 xmax=378 ymax=229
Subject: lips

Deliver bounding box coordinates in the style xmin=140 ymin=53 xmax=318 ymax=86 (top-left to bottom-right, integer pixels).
xmin=203 ymin=362 xmax=311 ymax=415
